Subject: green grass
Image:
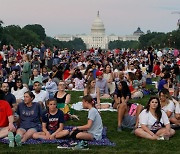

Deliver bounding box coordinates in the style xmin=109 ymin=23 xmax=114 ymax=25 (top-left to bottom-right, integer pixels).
xmin=1 ymin=87 xmax=180 ymax=154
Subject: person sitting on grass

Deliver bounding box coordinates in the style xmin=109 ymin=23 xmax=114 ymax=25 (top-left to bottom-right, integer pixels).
xmin=0 ymin=90 xmax=16 ymax=148
xmin=158 ymin=73 xmax=171 ymax=92
xmin=126 ymin=72 xmax=143 ymax=99
xmin=33 ymin=98 xmax=69 ymax=140
xmin=8 ymin=91 xmax=42 ymax=146
xmin=70 ymin=95 xmax=103 ymax=149
xmin=117 ymin=100 xmax=143 ymax=132
xmin=84 ymin=77 xmax=109 ymax=109
xmin=113 ymin=81 xmax=131 ymax=109
xmin=159 ymin=89 xmax=180 ymax=127
xmin=54 ymin=80 xmax=71 ymax=109
xmin=95 ymin=70 xmax=111 ymax=99
xmin=135 ymin=97 xmax=175 ymax=140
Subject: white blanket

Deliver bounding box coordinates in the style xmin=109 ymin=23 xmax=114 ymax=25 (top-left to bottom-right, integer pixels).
xmin=71 ymin=102 xmax=117 ymax=112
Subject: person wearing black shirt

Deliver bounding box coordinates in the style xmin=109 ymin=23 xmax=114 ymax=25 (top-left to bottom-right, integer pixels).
xmin=1 ymin=82 xmax=16 ymax=111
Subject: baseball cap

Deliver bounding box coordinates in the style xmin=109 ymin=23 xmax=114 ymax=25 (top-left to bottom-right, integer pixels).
xmin=96 ymin=70 xmax=103 ymax=76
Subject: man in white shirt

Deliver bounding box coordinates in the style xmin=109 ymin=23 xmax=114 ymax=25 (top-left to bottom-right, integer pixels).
xmin=32 ymin=81 xmax=49 ymax=109
xmin=157 ymin=50 xmax=162 ymax=59
xmin=125 ymin=63 xmax=137 ymax=74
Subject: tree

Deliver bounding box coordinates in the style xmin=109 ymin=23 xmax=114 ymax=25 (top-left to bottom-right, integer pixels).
xmin=108 ymin=40 xmax=139 ymax=50
xmin=138 ymin=32 xmax=166 ymax=49
xmin=0 ymin=20 xmax=3 ymax=26
xmin=23 ymin=24 xmax=46 ymax=40
xmin=1 ymin=25 xmax=40 ymax=48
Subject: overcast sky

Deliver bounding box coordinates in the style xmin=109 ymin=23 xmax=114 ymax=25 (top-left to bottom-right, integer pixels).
xmin=0 ymin=0 xmax=180 ymax=37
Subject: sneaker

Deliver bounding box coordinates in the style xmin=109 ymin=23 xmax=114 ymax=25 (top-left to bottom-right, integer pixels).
xmin=69 ymin=140 xmax=78 ymax=146
xmin=15 ymin=134 xmax=22 ymax=146
xmin=8 ymin=132 xmax=14 ymax=148
xmin=117 ymin=126 xmax=122 ymax=132
xmin=57 ymin=142 xmax=71 ymax=149
xmin=72 ymin=140 xmax=89 ymax=150
xmin=157 ymin=136 xmax=164 ymax=140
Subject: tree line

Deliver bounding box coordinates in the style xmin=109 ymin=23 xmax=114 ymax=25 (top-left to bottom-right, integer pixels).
xmin=0 ymin=21 xmax=86 ymax=50
xmin=108 ymin=29 xmax=180 ymax=50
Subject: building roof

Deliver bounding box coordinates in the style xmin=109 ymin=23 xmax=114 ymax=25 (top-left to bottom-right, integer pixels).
xmin=91 ymin=11 xmax=105 ymax=35
xmin=133 ymin=27 xmax=144 ymax=36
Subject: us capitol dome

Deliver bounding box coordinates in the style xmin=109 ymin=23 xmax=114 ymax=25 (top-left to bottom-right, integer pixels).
xmin=91 ymin=11 xmax=105 ymax=35
xmin=55 ymin=11 xmax=144 ymax=49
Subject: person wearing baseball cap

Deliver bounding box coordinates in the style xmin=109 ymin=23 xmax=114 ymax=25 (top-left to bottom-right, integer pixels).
xmin=95 ymin=70 xmax=111 ymax=99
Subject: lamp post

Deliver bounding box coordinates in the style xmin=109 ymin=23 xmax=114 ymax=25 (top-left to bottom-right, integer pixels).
xmin=168 ymin=34 xmax=173 ymax=48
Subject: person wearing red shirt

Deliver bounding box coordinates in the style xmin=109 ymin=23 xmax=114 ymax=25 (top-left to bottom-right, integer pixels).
xmin=153 ymin=62 xmax=161 ymax=76
xmin=63 ymin=64 xmax=71 ymax=80
xmin=0 ymin=90 xmax=16 ymax=139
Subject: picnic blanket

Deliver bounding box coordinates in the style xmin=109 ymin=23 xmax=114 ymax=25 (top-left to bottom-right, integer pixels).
xmin=0 ymin=126 xmax=115 ymax=146
xmin=71 ymin=102 xmax=117 ymax=112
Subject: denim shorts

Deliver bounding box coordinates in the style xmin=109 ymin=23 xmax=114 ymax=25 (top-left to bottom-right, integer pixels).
xmin=121 ymin=115 xmax=136 ymax=129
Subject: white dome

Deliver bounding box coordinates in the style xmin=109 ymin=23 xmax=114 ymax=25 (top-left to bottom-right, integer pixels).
xmin=91 ymin=11 xmax=105 ymax=35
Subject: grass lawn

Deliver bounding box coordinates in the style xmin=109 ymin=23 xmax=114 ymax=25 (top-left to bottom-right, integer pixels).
xmin=1 ymin=88 xmax=180 ymax=154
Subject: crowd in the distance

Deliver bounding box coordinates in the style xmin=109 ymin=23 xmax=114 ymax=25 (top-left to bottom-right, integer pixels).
xmin=0 ymin=43 xmax=179 ymax=149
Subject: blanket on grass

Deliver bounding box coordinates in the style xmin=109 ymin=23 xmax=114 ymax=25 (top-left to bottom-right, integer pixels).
xmin=0 ymin=126 xmax=115 ymax=146
xmin=71 ymin=102 xmax=117 ymax=112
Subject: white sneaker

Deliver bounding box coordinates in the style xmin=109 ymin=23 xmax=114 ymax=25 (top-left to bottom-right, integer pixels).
xmin=157 ymin=136 xmax=164 ymax=140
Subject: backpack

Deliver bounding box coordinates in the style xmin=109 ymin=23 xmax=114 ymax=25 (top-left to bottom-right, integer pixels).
xmin=128 ymin=103 xmax=137 ymax=116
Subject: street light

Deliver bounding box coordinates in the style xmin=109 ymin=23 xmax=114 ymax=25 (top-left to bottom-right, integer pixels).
xmin=169 ymin=34 xmax=173 ymax=48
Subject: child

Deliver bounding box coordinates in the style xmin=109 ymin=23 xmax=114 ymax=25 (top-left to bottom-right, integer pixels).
xmin=33 ymin=98 xmax=69 ymax=140
xmin=70 ymin=95 xmax=103 ymax=149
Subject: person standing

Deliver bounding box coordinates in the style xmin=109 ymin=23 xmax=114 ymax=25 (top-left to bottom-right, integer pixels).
xmin=22 ymin=54 xmax=31 ymax=85
xmin=147 ymin=47 xmax=154 ymax=73
xmin=40 ymin=42 xmax=46 ymax=70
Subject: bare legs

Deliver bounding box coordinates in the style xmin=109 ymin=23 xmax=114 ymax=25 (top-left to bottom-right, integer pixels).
xmin=117 ymin=103 xmax=143 ymax=129
xmin=135 ymin=128 xmax=175 ymax=140
xmin=33 ymin=130 xmax=69 ymax=139
xmin=76 ymin=132 xmax=93 ymax=140
xmin=0 ymin=127 xmax=9 ymax=138
xmin=117 ymin=102 xmax=128 ymax=128
xmin=16 ymin=128 xmax=36 ymax=142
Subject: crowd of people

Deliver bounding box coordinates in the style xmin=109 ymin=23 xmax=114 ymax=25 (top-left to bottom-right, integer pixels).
xmin=0 ymin=43 xmax=179 ymax=149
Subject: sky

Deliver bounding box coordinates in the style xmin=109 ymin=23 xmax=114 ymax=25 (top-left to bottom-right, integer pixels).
xmin=0 ymin=0 xmax=180 ymax=37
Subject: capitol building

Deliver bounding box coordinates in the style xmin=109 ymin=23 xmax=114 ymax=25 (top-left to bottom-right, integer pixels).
xmin=55 ymin=12 xmax=144 ymax=49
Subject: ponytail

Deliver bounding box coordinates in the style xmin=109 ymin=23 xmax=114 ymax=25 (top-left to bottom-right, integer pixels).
xmin=82 ymin=95 xmax=95 ymax=107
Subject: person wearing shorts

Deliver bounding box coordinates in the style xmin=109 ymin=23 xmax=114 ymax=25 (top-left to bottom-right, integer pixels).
xmin=14 ymin=91 xmax=42 ymax=145
xmin=33 ymin=98 xmax=69 ymax=140
xmin=117 ymin=102 xmax=143 ymax=132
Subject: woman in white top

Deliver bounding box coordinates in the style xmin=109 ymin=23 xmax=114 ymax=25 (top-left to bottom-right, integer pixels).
xmin=73 ymin=69 xmax=85 ymax=91
xmin=11 ymin=78 xmax=28 ymax=104
xmin=135 ymin=97 xmax=175 ymax=140
xmin=84 ymin=78 xmax=109 ymax=109
xmin=159 ymin=89 xmax=180 ymax=126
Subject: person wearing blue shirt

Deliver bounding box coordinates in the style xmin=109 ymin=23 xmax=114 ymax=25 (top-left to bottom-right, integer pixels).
xmin=33 ymin=98 xmax=69 ymax=140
